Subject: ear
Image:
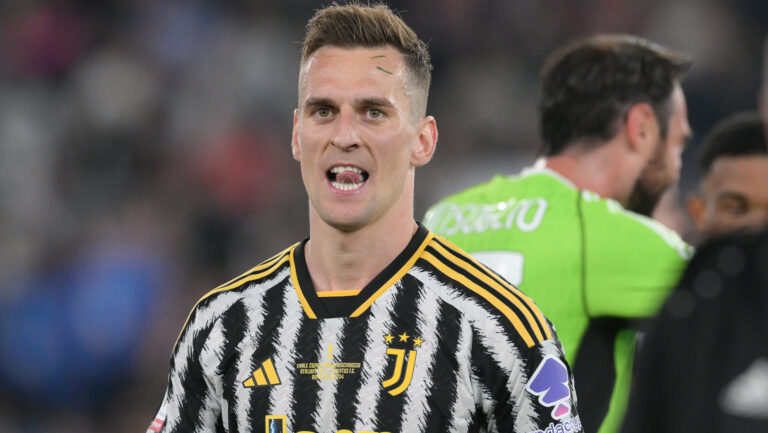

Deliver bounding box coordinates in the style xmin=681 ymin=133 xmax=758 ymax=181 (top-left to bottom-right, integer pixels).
xmin=291 ymin=109 xmax=301 ymax=162
xmin=625 ymin=103 xmax=660 ymax=159
xmin=685 ymin=194 xmax=707 ymax=231
xmin=411 ymin=115 xmax=438 ymax=167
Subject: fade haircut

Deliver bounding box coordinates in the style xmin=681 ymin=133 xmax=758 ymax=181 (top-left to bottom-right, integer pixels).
xmin=299 ymin=2 xmax=432 ymax=119
xmin=539 ymin=34 xmax=691 ymax=156
xmin=698 ymin=111 xmax=768 ymax=176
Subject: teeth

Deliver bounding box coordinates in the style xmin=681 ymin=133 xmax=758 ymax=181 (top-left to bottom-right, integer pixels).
xmin=330 ymin=166 xmax=362 ymax=174
xmin=331 ymin=181 xmax=364 ymax=191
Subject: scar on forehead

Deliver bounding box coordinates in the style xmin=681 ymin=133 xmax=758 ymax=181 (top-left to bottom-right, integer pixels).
xmin=376 ymin=66 xmax=393 ymax=75
xmin=370 ymin=55 xmax=386 ymax=59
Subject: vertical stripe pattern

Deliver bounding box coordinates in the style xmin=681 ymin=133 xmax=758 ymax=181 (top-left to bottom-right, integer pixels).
xmin=149 ymin=232 xmax=580 ymax=433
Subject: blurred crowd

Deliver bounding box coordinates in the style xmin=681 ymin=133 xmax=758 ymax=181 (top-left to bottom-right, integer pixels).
xmin=0 ymin=1 xmax=765 ymax=432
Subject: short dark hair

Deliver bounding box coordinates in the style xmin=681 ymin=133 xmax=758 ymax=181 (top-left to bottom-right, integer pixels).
xmin=698 ymin=111 xmax=768 ymax=175
xmin=539 ymin=34 xmax=691 ymax=156
xmin=300 ymin=2 xmax=432 ymax=117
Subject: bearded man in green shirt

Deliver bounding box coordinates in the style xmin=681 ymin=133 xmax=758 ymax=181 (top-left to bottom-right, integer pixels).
xmin=425 ymin=34 xmax=693 ymax=433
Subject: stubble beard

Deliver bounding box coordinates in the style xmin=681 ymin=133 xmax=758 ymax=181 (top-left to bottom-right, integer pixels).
xmin=626 ymin=138 xmax=673 ymax=217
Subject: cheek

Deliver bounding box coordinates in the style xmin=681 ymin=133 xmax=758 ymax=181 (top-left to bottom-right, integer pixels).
xmin=382 ymin=131 xmax=416 ymax=163
xmin=664 ymin=142 xmax=683 ymax=176
xmin=711 ymin=206 xmax=741 ymax=226
xmin=669 ymin=150 xmax=681 ymax=173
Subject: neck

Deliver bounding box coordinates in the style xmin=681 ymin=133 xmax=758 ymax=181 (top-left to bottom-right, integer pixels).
xmin=542 ymin=139 xmax=642 ymax=205
xmin=304 ymin=189 xmax=417 ymax=293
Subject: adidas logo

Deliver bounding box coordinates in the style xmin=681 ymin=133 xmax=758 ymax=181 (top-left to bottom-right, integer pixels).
xmin=243 ymin=358 xmax=281 ymax=387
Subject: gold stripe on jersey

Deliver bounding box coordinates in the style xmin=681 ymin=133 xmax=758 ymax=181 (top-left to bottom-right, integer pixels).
xmin=350 ymin=231 xmax=435 ymax=317
xmin=316 ymin=289 xmax=362 ymax=298
xmin=435 ymin=236 xmax=553 ymax=341
xmin=172 ymin=244 xmax=298 ymax=352
xmin=211 ymin=245 xmax=294 ymax=292
xmin=422 ymin=250 xmax=537 ymax=348
xmin=290 ymin=246 xmax=316 ymax=319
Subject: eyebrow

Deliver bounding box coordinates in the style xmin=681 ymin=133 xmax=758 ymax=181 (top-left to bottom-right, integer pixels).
xmin=358 ymin=97 xmax=394 ymax=108
xmin=303 ymin=97 xmax=334 ymax=109
xmin=303 ymin=96 xmax=394 ymax=110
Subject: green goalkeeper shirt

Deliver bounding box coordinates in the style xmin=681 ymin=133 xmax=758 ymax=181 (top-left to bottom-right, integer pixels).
xmin=424 ymin=167 xmax=692 ymax=433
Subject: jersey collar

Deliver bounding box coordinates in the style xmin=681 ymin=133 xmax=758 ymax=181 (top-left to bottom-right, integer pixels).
xmin=520 ymin=158 xmax=578 ymax=190
xmin=289 ymin=223 xmax=433 ymax=319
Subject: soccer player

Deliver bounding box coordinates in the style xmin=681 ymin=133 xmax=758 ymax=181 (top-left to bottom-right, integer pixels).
xmin=424 ymin=34 xmax=693 ymax=433
xmin=685 ymin=112 xmax=768 ymax=238
xmin=147 ymin=4 xmax=581 ymax=433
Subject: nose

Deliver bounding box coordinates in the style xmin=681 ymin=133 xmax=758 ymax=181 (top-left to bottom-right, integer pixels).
xmin=330 ymin=108 xmax=360 ymax=151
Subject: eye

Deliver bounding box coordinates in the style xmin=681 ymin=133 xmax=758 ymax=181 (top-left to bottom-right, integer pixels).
xmin=367 ymin=108 xmax=383 ymax=119
xmin=718 ymin=197 xmax=748 ymax=215
xmin=315 ymin=107 xmax=332 ymax=118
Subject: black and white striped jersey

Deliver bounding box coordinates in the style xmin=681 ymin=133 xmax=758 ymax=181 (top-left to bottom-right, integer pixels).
xmin=148 ymin=224 xmax=582 ymax=433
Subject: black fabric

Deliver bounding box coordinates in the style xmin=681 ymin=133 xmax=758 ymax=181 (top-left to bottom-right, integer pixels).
xmin=572 ymin=317 xmax=623 ymax=433
xmin=622 ymin=229 xmax=768 ymax=433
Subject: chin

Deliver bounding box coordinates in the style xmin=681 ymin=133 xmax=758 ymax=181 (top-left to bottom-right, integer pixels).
xmin=320 ymin=210 xmax=371 ymax=232
xmin=327 ymin=220 xmax=365 ymax=232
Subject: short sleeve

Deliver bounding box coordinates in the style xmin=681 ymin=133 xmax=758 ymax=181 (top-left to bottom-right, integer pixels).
xmin=478 ymin=335 xmax=584 ymax=433
xmin=147 ymin=305 xmax=225 ymax=433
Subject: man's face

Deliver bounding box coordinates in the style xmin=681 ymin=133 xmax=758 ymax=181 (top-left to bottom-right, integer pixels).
xmin=292 ymin=46 xmax=435 ymax=232
xmin=688 ymin=156 xmax=768 ymax=236
xmin=628 ymin=84 xmax=691 ymax=216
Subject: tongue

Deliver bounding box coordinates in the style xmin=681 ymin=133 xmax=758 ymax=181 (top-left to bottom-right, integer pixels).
xmin=336 ymin=170 xmax=363 ymax=184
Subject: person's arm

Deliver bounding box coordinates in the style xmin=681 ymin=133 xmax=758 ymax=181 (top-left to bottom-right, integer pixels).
xmin=473 ymin=325 xmax=583 ymax=432
xmin=147 ymin=306 xmax=225 ymax=433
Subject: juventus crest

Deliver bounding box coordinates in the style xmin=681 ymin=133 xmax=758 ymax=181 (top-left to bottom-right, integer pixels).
xmin=381 ymin=331 xmax=424 ymax=396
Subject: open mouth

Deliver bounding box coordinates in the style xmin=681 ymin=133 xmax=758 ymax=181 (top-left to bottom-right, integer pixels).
xmin=327 ymin=165 xmax=370 ymax=191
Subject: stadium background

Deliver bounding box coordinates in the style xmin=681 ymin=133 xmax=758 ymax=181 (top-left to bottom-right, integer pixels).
xmin=0 ymin=1 xmax=765 ymax=431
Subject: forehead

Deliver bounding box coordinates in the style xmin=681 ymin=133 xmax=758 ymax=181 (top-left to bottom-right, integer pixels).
xmin=299 ymin=46 xmax=409 ymax=101
xmin=705 ymin=156 xmax=768 ymax=195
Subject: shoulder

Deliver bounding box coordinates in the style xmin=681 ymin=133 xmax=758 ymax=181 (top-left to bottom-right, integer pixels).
xmin=663 ymin=229 xmax=768 ymax=320
xmin=172 ymin=243 xmax=299 ymax=352
xmin=580 ymin=190 xmax=693 ymax=260
xmin=197 ymin=243 xmax=296 ymax=309
xmin=415 ymin=233 xmax=555 ymax=349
